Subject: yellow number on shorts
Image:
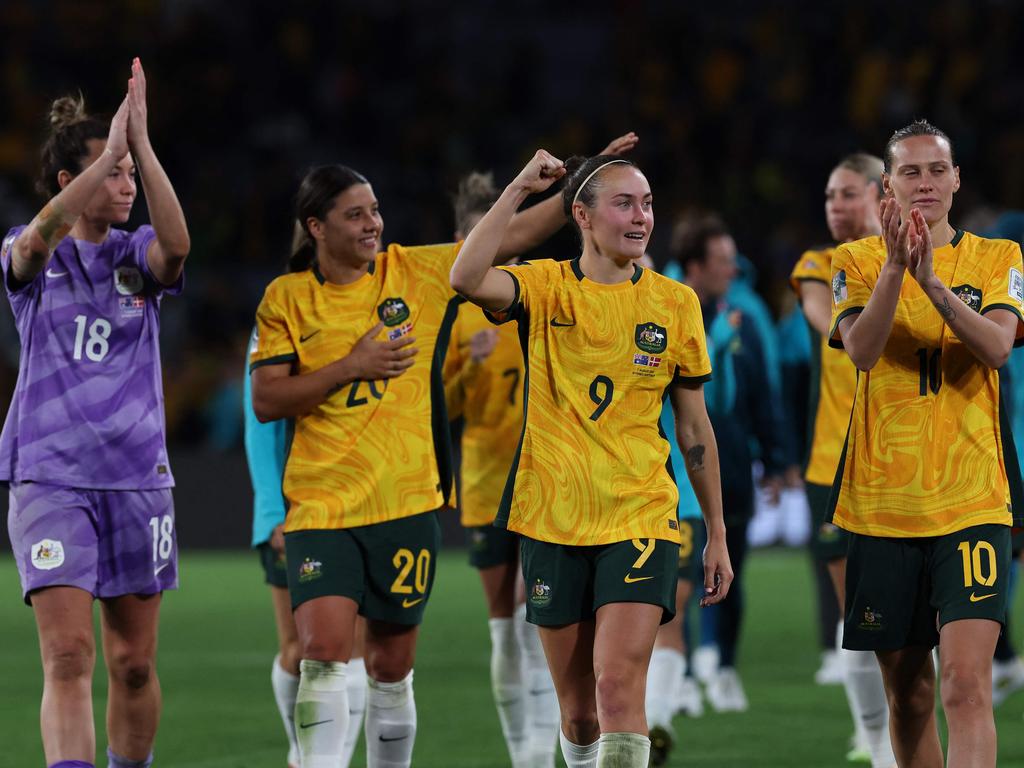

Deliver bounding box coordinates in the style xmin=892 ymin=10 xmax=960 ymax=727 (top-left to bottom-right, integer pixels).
xmin=631 ymin=539 xmax=656 ymax=570
xmin=678 ymin=522 xmax=693 ymax=561
xmin=391 ymin=548 xmax=431 ymax=595
xmin=957 ymin=540 xmax=997 ymax=588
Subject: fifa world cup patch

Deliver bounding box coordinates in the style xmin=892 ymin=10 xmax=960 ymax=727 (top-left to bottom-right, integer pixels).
xmin=635 ymin=322 xmax=668 ymax=353
xmin=832 ymin=270 xmax=847 ymax=305
xmin=31 ymin=539 xmax=64 ymax=570
xmin=388 ymin=322 xmax=413 ymax=341
xmin=951 ymin=284 xmax=982 ymax=312
xmin=378 ymin=297 xmax=411 ymax=327
xmin=1009 ymin=268 xmax=1024 ymax=306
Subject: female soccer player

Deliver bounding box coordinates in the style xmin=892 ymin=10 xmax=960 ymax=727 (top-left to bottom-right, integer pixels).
xmin=244 ymin=236 xmax=368 ymax=768
xmin=450 ymin=151 xmax=733 ymax=768
xmin=2 ymin=59 xmax=189 ymax=768
xmin=789 ymin=154 xmax=894 ymax=768
xmin=831 ymin=120 xmax=1024 ymax=768
xmin=249 ymin=161 xmax=569 ymax=768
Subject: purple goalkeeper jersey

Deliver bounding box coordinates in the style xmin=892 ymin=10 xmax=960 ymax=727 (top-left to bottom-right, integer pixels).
xmin=0 ymin=225 xmax=181 ymax=490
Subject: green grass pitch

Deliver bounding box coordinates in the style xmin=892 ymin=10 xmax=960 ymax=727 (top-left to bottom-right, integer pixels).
xmin=4 ymin=549 xmax=1024 ymax=767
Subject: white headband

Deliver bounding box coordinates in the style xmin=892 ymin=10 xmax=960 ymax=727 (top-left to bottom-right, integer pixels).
xmin=571 ymin=159 xmax=629 ymax=208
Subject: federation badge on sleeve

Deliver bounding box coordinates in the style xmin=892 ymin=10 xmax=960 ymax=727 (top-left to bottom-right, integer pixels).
xmin=832 ymin=270 xmax=847 ymax=305
xmin=1009 ymin=268 xmax=1024 ymax=306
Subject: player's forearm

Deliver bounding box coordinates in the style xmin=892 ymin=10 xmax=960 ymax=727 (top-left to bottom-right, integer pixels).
xmin=134 ymin=140 xmax=190 ymax=282
xmin=251 ymin=359 xmax=359 ymax=422
xmin=676 ymin=413 xmax=726 ymax=542
xmin=498 ymin=192 xmax=564 ymax=262
xmin=921 ymin=279 xmax=1013 ymax=368
xmin=13 ymin=150 xmax=120 ymax=281
xmin=842 ymin=262 xmax=904 ymax=370
xmin=451 ymin=185 xmax=528 ymax=294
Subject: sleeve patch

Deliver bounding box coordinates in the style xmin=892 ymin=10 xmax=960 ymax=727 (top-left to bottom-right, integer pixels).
xmin=1010 ymin=268 xmax=1024 ymax=305
xmin=832 ymin=269 xmax=847 ymax=305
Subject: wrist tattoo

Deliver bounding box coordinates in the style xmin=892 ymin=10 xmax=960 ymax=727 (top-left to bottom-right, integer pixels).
xmin=686 ymin=444 xmax=706 ymax=473
xmin=934 ymin=296 xmax=957 ymax=322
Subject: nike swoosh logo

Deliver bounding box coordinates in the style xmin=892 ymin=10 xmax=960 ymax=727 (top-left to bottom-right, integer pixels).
xmin=379 ymin=735 xmax=409 ymax=742
xmin=299 ymin=719 xmax=333 ymax=729
xmin=299 ymin=330 xmax=321 ymax=343
xmin=402 ymin=597 xmax=424 ymax=608
xmin=624 ymin=574 xmax=654 ymax=584
xmin=45 ymin=269 xmax=69 ymax=278
xmin=970 ymin=592 xmax=998 ymax=602
xmin=550 ymin=318 xmax=576 ymax=327
xmin=155 ymin=563 xmax=170 ymax=577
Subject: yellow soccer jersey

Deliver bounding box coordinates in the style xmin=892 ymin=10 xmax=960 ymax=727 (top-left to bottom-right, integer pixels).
xmin=250 ymin=242 xmax=462 ymax=531
xmin=488 ymin=257 xmax=712 ymax=546
xmin=829 ymin=230 xmax=1024 ymax=537
xmin=790 ymin=248 xmax=859 ymax=486
xmin=444 ymin=303 xmax=524 ymax=527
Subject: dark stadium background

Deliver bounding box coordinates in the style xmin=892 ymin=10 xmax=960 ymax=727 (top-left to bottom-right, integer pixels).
xmin=1 ymin=0 xmax=1022 ymax=548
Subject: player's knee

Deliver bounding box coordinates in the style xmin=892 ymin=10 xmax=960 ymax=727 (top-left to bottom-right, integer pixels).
xmin=940 ymin=662 xmax=990 ymax=714
xmin=365 ymin=650 xmax=413 ymax=682
xmin=109 ymin=652 xmax=155 ymax=691
xmin=280 ymin=638 xmax=303 ymax=674
xmin=560 ymin=710 xmax=600 ymax=744
xmin=888 ymin=676 xmax=936 ymax=722
xmin=594 ymin=665 xmax=639 ymax=719
xmin=42 ymin=631 xmax=94 ymax=684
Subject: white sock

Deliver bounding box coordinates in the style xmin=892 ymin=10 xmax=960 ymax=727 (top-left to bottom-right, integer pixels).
xmin=365 ymin=671 xmax=417 ymax=768
xmin=836 ymin=621 xmax=869 ymax=752
xmin=515 ymin=603 xmax=560 ymax=768
xmin=489 ymin=616 xmax=528 ymax=764
xmin=271 ymin=655 xmax=300 ymax=765
xmin=559 ymin=731 xmax=600 ymax=768
xmin=645 ymin=647 xmax=683 ymax=729
xmin=842 ymin=645 xmax=895 ymax=768
xmin=295 ymin=659 xmax=349 ymax=768
xmin=597 ymin=732 xmax=651 ymax=767
xmin=340 ymin=656 xmax=367 ymax=768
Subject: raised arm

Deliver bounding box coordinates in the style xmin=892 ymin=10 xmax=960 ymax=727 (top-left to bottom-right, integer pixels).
xmin=126 ymin=58 xmax=191 ymax=286
xmin=450 ymin=150 xmax=565 ymax=312
xmin=669 ymin=380 xmax=733 ymax=606
xmin=905 ymin=207 xmax=1017 ymax=368
xmin=251 ymin=323 xmax=417 ymax=422
xmin=499 ymin=132 xmax=638 ymax=259
xmin=838 ymin=198 xmax=910 ymax=370
xmin=11 ymin=99 xmax=130 ymax=283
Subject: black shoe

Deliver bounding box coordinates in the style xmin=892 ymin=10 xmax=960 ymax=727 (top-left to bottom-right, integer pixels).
xmin=649 ymin=724 xmax=674 ymax=766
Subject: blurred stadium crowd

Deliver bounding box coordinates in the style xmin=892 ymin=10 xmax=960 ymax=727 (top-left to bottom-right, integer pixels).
xmin=0 ymin=0 xmax=1022 ymax=449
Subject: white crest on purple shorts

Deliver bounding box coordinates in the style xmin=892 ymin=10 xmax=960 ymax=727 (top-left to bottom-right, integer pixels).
xmin=31 ymin=538 xmax=64 ymax=570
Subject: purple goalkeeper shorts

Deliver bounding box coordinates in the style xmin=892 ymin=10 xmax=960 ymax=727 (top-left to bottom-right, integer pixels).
xmin=7 ymin=482 xmax=178 ymax=604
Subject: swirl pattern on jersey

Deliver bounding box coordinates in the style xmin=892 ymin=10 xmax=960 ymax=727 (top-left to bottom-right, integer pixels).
xmin=829 ymin=232 xmax=1024 ymax=537
xmin=444 ymin=304 xmax=524 ymax=527
xmin=491 ymin=259 xmax=711 ymax=547
xmin=251 ymin=243 xmax=461 ymax=530
xmin=791 ymin=248 xmax=859 ymax=485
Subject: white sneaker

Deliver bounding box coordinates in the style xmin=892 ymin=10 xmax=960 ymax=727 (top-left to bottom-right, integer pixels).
xmin=993 ymin=657 xmax=1024 ymax=706
xmin=676 ymin=676 xmax=704 ymax=717
xmin=814 ymin=649 xmax=844 ymax=685
xmin=707 ymin=667 xmax=749 ymax=712
xmin=692 ymin=645 xmax=719 ymax=685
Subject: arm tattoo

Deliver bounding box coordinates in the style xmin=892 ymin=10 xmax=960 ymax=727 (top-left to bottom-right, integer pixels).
xmin=686 ymin=444 xmax=706 ymax=473
xmin=35 ymin=202 xmax=74 ymax=250
xmin=934 ymin=296 xmax=957 ymax=322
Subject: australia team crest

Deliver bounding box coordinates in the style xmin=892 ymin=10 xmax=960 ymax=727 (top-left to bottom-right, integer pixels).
xmin=951 ymin=284 xmax=982 ymax=312
xmin=378 ymin=297 xmax=411 ymax=326
xmin=635 ymin=322 xmax=667 ymax=354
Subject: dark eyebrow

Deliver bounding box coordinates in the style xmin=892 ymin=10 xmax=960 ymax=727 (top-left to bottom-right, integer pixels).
xmin=611 ymin=192 xmax=653 ymax=200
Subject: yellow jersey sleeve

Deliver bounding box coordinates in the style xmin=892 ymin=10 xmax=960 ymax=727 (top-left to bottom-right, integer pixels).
xmin=789 ymin=248 xmax=832 ymax=291
xmin=829 ymin=240 xmax=875 ymax=348
xmin=979 ymin=240 xmax=1024 ymax=345
xmin=250 ymin=279 xmax=298 ymax=371
xmin=672 ymin=286 xmax=712 ymax=382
